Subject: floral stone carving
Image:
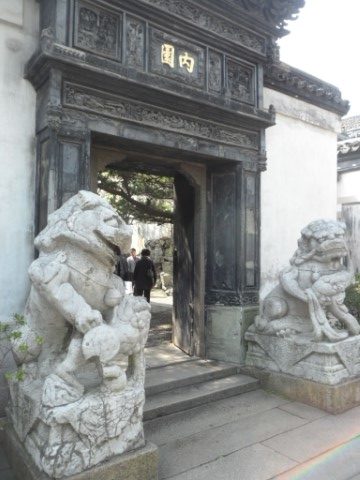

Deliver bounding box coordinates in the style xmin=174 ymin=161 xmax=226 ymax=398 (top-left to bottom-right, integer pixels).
xmin=8 ymin=191 xmax=151 ymax=478
xmin=246 ymin=220 xmax=360 ymax=385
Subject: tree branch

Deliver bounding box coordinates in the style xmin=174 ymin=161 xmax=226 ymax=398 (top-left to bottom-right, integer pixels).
xmin=99 ymin=183 xmax=174 ymax=222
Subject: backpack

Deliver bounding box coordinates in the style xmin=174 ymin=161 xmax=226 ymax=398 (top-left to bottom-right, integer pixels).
xmin=146 ymin=267 xmax=155 ymax=285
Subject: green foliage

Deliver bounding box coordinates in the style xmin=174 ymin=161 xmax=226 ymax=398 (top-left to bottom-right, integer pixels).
xmin=98 ymin=169 xmax=174 ymax=224
xmin=345 ymin=274 xmax=360 ymax=320
xmin=0 ymin=313 xmax=43 ymax=382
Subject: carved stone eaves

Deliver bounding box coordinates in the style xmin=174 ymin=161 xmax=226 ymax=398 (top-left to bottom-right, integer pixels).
xmin=225 ymin=0 xmax=305 ymax=36
xmin=265 ymin=62 xmax=350 ymax=116
xmin=137 ymin=0 xmax=267 ymax=54
xmin=63 ymin=82 xmax=260 ymax=150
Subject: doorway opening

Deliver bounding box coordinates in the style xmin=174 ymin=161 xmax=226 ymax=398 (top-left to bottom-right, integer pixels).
xmin=95 ymin=156 xmax=197 ymax=357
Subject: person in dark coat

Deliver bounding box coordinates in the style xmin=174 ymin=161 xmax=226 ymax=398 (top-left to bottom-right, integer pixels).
xmin=114 ymin=246 xmax=129 ymax=281
xmin=133 ymin=248 xmax=157 ymax=303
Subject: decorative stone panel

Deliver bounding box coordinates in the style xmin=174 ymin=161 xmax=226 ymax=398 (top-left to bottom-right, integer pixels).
xmin=208 ymin=51 xmax=223 ymax=94
xmin=227 ymin=59 xmax=255 ymax=105
xmin=74 ymin=0 xmax=122 ymax=59
xmin=126 ymin=15 xmax=146 ymax=69
xmin=63 ymin=82 xmax=259 ymax=149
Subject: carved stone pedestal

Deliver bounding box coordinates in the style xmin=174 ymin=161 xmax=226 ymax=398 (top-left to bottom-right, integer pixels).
xmin=5 ymin=423 xmax=159 ymax=480
xmin=245 ymin=330 xmax=360 ymax=413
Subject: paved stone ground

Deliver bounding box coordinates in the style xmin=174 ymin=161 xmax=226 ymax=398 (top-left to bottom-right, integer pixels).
xmin=145 ymin=391 xmax=360 ymax=480
xmin=148 ymin=290 xmax=173 ymax=347
xmin=3 ymin=392 xmax=360 ymax=479
xmin=0 ymin=443 xmax=15 ymax=480
xmin=3 ymin=339 xmax=360 ymax=479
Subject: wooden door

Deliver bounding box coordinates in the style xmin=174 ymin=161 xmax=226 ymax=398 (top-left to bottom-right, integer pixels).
xmin=172 ymin=173 xmax=195 ymax=355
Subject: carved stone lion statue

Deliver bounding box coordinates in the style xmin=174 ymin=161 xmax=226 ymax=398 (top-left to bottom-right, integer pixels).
xmin=255 ymin=219 xmax=360 ymax=342
xmin=8 ymin=191 xmax=151 ymax=478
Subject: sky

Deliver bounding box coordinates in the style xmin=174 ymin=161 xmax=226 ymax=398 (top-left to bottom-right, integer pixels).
xmin=278 ymin=0 xmax=360 ymax=117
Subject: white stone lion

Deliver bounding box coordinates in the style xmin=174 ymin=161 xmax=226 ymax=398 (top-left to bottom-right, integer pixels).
xmin=9 ymin=191 xmax=151 ymax=478
xmin=255 ymin=219 xmax=360 ymax=342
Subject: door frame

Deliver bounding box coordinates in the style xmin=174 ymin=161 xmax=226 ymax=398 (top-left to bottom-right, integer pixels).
xmin=91 ymin=142 xmax=207 ymax=358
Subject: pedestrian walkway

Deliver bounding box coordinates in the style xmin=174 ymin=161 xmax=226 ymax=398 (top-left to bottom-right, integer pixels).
xmin=2 ymin=369 xmax=360 ymax=479
xmin=145 ymin=390 xmax=360 ymax=480
xmin=2 ymin=389 xmax=360 ymax=479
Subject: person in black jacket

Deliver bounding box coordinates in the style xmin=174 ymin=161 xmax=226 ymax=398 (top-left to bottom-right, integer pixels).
xmin=133 ymin=248 xmax=157 ymax=303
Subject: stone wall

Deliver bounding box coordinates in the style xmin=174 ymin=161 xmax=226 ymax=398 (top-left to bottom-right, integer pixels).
xmin=261 ymin=88 xmax=340 ymax=299
xmin=0 ymin=0 xmax=39 ymax=413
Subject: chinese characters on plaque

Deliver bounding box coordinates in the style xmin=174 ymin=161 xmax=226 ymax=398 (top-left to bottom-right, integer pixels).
xmin=161 ymin=44 xmax=195 ymax=73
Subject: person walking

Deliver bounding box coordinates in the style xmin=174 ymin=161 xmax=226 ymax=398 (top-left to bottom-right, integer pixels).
xmin=126 ymin=248 xmax=140 ymax=282
xmin=133 ymin=248 xmax=157 ymax=303
xmin=114 ymin=246 xmax=129 ymax=281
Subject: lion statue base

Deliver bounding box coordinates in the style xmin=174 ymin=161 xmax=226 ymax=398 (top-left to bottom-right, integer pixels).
xmin=245 ymin=219 xmax=360 ymax=386
xmin=7 ymin=191 xmax=152 ymax=479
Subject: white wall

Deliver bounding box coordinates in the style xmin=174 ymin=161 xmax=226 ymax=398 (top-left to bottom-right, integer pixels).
xmin=261 ymin=88 xmax=340 ymax=298
xmin=0 ymin=0 xmax=39 ymax=413
xmin=338 ymin=170 xmax=360 ymax=204
xmin=338 ymin=170 xmax=360 ymax=274
xmin=0 ymin=0 xmax=39 ymax=324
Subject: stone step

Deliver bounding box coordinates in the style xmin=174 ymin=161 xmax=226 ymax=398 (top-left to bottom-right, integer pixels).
xmin=144 ymin=374 xmax=259 ymax=421
xmin=145 ymin=360 xmax=239 ymax=396
xmin=146 ymin=331 xmax=172 ymax=347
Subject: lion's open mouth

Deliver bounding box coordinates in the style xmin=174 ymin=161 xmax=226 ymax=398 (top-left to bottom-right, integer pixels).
xmin=94 ymin=231 xmax=119 ymax=254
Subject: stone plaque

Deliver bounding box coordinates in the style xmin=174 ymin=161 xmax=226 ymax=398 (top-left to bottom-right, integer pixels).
xmin=149 ymin=28 xmax=206 ymax=88
xmin=227 ymin=59 xmax=255 ymax=104
xmin=126 ymin=15 xmax=145 ymax=69
xmin=74 ymin=0 xmax=121 ymax=59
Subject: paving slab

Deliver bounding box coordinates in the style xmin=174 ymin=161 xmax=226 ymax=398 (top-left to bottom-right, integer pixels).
xmin=166 ymin=443 xmax=297 ymax=480
xmin=278 ymin=402 xmax=329 ymax=421
xmin=0 ymin=469 xmax=16 ymax=480
xmin=145 ymin=389 xmax=290 ymax=446
xmin=0 ymin=444 xmax=10 ymax=470
xmin=262 ymin=405 xmax=360 ymax=463
xmin=275 ymin=435 xmax=360 ymax=480
xmin=156 ymin=407 xmax=307 ymax=479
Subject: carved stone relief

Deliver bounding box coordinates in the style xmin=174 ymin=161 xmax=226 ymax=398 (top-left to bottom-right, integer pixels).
xmin=126 ymin=16 xmax=145 ymax=69
xmin=63 ymin=82 xmax=259 ymax=149
xmin=208 ymin=51 xmax=222 ymax=94
xmin=227 ymin=59 xmax=255 ymax=104
xmin=149 ymin=28 xmax=205 ymax=88
xmin=139 ymin=0 xmax=266 ymax=54
xmin=74 ymin=1 xmax=121 ymax=59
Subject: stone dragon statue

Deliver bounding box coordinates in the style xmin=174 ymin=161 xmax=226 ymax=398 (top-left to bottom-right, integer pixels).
xmin=255 ymin=219 xmax=360 ymax=342
xmin=8 ymin=191 xmax=151 ymax=478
